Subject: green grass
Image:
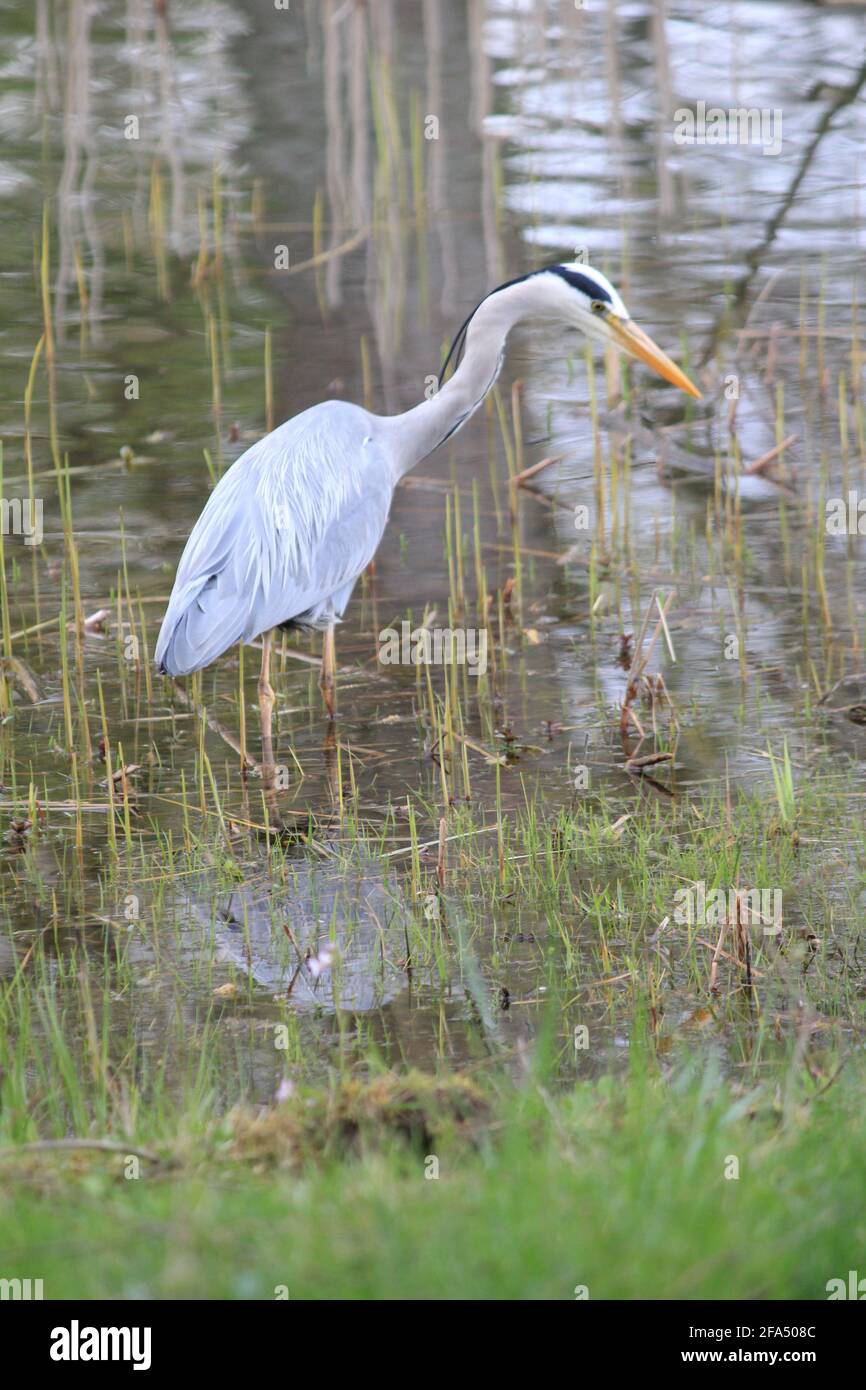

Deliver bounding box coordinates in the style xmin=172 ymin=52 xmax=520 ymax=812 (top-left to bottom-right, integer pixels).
xmin=1 ymin=1059 xmax=863 ymax=1299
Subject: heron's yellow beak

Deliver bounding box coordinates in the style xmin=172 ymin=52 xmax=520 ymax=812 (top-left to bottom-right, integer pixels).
xmin=604 ymin=315 xmax=701 ymax=399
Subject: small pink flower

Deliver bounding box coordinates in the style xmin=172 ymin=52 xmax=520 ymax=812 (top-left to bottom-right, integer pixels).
xmin=307 ymin=946 xmax=334 ymax=980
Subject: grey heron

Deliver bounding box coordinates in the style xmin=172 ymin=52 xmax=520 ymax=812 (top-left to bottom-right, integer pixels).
xmin=155 ymin=262 xmax=699 ymax=778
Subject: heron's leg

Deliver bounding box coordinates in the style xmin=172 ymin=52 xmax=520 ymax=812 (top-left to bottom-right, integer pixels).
xmin=258 ymin=630 xmax=276 ymax=786
xmin=319 ymin=624 xmax=337 ymax=720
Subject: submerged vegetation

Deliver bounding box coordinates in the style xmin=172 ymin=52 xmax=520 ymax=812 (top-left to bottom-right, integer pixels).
xmin=1 ymin=1 xmax=865 ymax=1298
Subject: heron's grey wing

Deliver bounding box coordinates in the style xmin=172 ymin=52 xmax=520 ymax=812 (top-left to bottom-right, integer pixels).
xmin=155 ymin=402 xmax=394 ymax=675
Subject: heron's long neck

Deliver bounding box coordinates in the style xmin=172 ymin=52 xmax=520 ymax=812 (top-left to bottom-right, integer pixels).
xmin=386 ymin=280 xmax=533 ymax=474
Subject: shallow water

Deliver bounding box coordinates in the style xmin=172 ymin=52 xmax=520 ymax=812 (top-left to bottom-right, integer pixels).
xmin=1 ymin=0 xmax=865 ymax=1102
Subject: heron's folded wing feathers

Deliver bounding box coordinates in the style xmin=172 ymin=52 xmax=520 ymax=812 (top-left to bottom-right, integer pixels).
xmin=155 ymin=404 xmax=393 ymax=675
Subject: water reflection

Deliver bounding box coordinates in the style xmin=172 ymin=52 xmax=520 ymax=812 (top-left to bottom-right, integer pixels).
xmin=196 ymin=853 xmax=408 ymax=1013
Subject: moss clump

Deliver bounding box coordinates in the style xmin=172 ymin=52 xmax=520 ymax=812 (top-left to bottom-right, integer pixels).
xmin=227 ymin=1069 xmax=489 ymax=1169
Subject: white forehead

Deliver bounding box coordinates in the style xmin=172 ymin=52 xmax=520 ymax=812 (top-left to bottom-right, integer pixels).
xmin=554 ymin=261 xmax=628 ymax=317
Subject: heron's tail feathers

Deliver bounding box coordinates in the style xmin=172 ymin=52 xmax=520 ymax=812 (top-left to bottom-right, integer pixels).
xmin=155 ymin=575 xmax=249 ymax=677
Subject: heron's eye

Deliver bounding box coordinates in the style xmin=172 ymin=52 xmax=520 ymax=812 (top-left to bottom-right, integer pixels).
xmin=590 ymin=300 xmax=607 ymax=316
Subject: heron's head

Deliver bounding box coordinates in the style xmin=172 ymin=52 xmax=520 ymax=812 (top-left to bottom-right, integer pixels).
xmin=535 ymin=261 xmax=701 ymax=399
